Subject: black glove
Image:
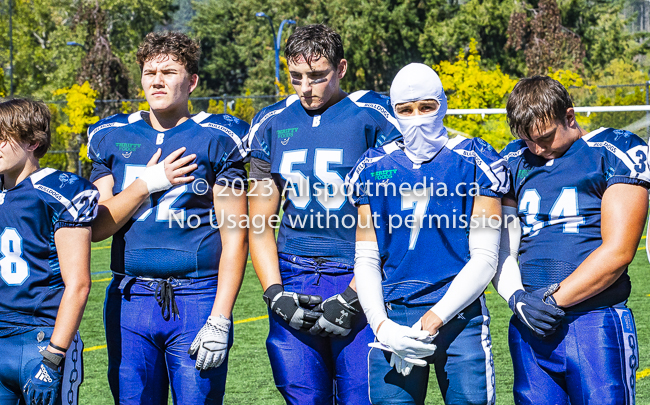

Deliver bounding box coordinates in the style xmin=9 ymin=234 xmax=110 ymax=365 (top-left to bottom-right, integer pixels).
xmin=23 ymin=350 xmax=64 ymax=405
xmin=509 ymin=284 xmax=565 ymax=337
xmin=310 ymin=286 xmax=362 ymax=337
xmin=263 ymin=284 xmax=323 ymax=331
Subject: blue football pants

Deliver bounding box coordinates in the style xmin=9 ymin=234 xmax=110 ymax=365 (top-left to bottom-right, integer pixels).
xmin=509 ymin=306 xmax=638 ymax=405
xmin=104 ymin=274 xmax=232 ymax=405
xmin=266 ymin=254 xmax=374 ymax=405
xmin=0 ymin=328 xmax=83 ymax=405
xmin=368 ymin=297 xmax=495 ymax=405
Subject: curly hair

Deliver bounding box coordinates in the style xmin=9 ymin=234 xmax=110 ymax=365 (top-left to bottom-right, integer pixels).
xmin=0 ymin=99 xmax=51 ymax=158
xmin=136 ymin=32 xmax=201 ymax=75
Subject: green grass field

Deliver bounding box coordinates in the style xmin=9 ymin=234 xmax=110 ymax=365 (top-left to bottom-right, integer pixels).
xmin=80 ymin=237 xmax=650 ymax=404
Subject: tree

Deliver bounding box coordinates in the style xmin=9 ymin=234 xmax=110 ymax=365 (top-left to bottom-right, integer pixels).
xmin=74 ymin=1 xmax=129 ymax=115
xmin=506 ymin=0 xmax=585 ymax=75
xmin=53 ymin=81 xmax=99 ymax=174
xmin=419 ymin=0 xmax=523 ymax=75
xmin=434 ymin=39 xmax=517 ymax=150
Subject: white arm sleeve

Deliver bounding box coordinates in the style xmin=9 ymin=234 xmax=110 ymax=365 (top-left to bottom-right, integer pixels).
xmin=354 ymin=241 xmax=387 ymax=334
xmin=492 ymin=206 xmax=525 ymax=302
xmin=429 ymin=218 xmax=501 ymax=324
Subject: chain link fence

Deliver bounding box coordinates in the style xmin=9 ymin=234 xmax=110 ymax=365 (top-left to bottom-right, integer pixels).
xmin=42 ymin=83 xmax=650 ymax=177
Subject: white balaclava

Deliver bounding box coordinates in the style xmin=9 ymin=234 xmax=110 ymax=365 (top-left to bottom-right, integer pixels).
xmin=390 ymin=63 xmax=448 ymax=164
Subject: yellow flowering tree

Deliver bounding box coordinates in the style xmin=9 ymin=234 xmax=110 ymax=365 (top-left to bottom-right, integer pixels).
xmin=276 ymin=56 xmax=296 ymax=98
xmin=207 ymin=90 xmax=256 ymax=123
xmin=434 ymin=39 xmax=517 ymax=150
xmin=53 ymin=82 xmax=99 ymax=173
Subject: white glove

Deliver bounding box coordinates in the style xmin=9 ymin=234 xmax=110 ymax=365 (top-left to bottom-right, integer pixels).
xmin=188 ymin=315 xmax=231 ymax=370
xmin=389 ymin=320 xmax=437 ymax=376
xmin=139 ymin=161 xmax=172 ymax=194
xmin=376 ymin=319 xmax=437 ymax=361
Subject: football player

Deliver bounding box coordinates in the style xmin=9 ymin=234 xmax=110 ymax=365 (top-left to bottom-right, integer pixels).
xmin=349 ymin=63 xmax=507 ymax=404
xmin=247 ymin=24 xmax=402 ymax=404
xmin=87 ymin=32 xmax=249 ymax=404
xmin=493 ymin=75 xmax=650 ymax=404
xmin=0 ymin=99 xmax=99 ymax=405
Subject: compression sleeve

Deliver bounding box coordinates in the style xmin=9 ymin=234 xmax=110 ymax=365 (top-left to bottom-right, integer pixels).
xmin=492 ymin=205 xmax=525 ymax=302
xmin=249 ymin=157 xmax=272 ymax=180
xmin=429 ymin=218 xmax=501 ymax=324
xmin=353 ymin=241 xmax=387 ymax=334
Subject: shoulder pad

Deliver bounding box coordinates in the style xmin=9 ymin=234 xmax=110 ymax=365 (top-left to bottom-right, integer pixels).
xmin=500 ymin=139 xmax=528 ymax=161
xmin=346 ymin=142 xmax=398 ymax=186
xmin=247 ymin=95 xmax=300 ymax=149
xmin=347 ymin=90 xmax=399 ymax=129
xmin=30 ymin=169 xmax=99 ymax=222
xmin=195 ymin=113 xmax=250 ymax=159
xmin=88 ymin=112 xmax=141 ymax=144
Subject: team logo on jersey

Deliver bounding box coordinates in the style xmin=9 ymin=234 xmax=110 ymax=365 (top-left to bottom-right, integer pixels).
xmin=116 ymin=143 xmax=141 ymax=158
xmin=517 ymin=168 xmax=531 ymax=180
xmin=222 ymin=114 xmax=240 ymax=125
xmin=371 ymin=169 xmax=397 ymax=181
xmin=475 ymin=137 xmax=489 ymax=152
xmin=277 ymin=128 xmax=298 ymax=145
xmin=614 ymin=129 xmax=631 ymax=141
xmin=605 ymin=167 xmax=615 ymax=181
xmin=59 ymin=173 xmax=78 ymax=188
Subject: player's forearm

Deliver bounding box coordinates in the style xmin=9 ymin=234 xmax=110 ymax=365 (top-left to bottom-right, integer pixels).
xmin=249 ymin=188 xmax=282 ymax=290
xmin=210 ymin=241 xmax=248 ymax=318
xmin=553 ymin=183 xmax=647 ymax=307
xmin=50 ymin=282 xmax=91 ymax=353
xmin=552 ymin=246 xmax=632 ymax=307
xmin=51 ymin=227 xmax=92 ymax=353
xmin=92 ymin=179 xmax=150 ymax=241
xmin=249 ymin=230 xmax=282 ymax=289
xmin=492 ymin=205 xmax=524 ymax=302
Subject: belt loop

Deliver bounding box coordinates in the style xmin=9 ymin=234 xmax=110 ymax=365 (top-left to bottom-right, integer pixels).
xmin=118 ymin=275 xmax=135 ymax=291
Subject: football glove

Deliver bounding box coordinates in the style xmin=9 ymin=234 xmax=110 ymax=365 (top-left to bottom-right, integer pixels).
xmin=389 ymin=321 xmax=435 ymax=376
xmin=263 ymin=284 xmax=323 ymax=331
xmin=23 ymin=351 xmax=64 ymax=405
xmin=189 ymin=315 xmax=231 ymax=370
xmin=309 ymin=286 xmax=362 ymax=337
xmin=509 ymin=284 xmax=565 ymax=338
xmin=376 ymin=319 xmax=437 ymax=361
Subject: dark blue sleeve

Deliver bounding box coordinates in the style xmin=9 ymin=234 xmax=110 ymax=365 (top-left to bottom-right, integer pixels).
xmin=462 ymin=138 xmax=510 ymax=197
xmin=87 ymin=124 xmax=113 ymax=184
xmin=346 ymin=149 xmax=383 ymax=207
xmin=601 ymin=130 xmax=650 ymax=189
xmin=247 ymin=107 xmax=275 ymax=163
xmin=35 ymin=172 xmax=100 ymax=231
xmin=214 ymin=119 xmax=250 ymax=190
xmin=499 ymin=140 xmax=527 ymax=201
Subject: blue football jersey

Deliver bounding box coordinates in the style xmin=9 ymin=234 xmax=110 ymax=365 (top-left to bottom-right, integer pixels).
xmin=247 ymin=90 xmax=402 ymax=265
xmin=502 ymin=127 xmax=650 ymax=310
xmin=348 ymin=137 xmax=509 ymax=305
xmin=88 ymin=111 xmax=249 ymax=278
xmin=0 ymin=168 xmax=99 ymax=331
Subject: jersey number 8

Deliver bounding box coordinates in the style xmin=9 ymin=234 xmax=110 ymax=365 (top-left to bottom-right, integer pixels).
xmin=0 ymin=228 xmax=30 ymax=286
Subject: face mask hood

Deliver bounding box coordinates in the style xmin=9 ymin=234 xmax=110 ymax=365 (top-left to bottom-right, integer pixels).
xmin=390 ymin=63 xmax=448 ymax=164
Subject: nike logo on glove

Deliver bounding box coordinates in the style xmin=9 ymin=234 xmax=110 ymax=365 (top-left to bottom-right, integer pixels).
xmin=516 ymin=302 xmax=535 ymax=330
